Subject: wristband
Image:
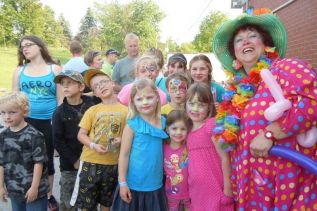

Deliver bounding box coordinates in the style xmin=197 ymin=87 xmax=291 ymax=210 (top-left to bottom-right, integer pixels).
xmin=89 ymin=142 xmax=95 ymax=149
xmin=119 ymin=181 xmax=128 ymax=187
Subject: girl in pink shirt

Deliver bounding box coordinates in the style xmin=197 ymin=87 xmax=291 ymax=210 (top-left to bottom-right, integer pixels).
xmin=186 ymin=83 xmax=234 ymax=211
xmin=164 ymin=110 xmax=191 ymax=211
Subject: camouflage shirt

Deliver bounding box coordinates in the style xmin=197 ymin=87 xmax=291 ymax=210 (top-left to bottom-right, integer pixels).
xmin=0 ymin=124 xmax=49 ymax=201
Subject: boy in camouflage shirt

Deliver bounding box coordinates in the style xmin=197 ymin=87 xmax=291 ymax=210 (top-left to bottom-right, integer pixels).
xmin=0 ymin=92 xmax=49 ymax=211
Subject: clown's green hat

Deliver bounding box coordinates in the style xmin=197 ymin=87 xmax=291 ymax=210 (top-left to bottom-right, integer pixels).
xmin=213 ymin=13 xmax=287 ymax=72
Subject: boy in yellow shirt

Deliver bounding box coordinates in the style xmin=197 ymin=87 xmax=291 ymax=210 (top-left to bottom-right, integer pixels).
xmin=70 ymin=68 xmax=127 ymax=211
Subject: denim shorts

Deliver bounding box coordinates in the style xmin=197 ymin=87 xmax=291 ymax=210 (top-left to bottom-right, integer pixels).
xmin=11 ymin=196 xmax=47 ymax=211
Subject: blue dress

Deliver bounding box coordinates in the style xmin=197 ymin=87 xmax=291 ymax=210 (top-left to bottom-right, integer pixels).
xmin=111 ymin=115 xmax=168 ymax=211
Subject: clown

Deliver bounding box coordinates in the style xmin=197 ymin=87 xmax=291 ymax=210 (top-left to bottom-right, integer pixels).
xmin=213 ymin=11 xmax=317 ymax=209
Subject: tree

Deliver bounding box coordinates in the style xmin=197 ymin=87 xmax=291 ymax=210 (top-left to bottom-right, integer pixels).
xmin=0 ymin=0 xmax=66 ymax=46
xmin=58 ymin=14 xmax=72 ymax=47
xmin=193 ymin=11 xmax=228 ymax=52
xmin=95 ymin=0 xmax=165 ymax=54
xmin=77 ymin=7 xmax=98 ymax=49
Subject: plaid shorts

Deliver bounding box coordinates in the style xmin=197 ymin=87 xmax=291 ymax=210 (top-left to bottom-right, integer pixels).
xmin=71 ymin=162 xmax=118 ymax=209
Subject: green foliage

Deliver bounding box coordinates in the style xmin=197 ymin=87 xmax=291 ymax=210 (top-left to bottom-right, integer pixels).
xmin=76 ymin=7 xmax=99 ymax=50
xmin=58 ymin=14 xmax=72 ymax=47
xmin=193 ymin=11 xmax=228 ymax=52
xmin=0 ymin=0 xmax=68 ymax=47
xmin=95 ymin=0 xmax=165 ymax=55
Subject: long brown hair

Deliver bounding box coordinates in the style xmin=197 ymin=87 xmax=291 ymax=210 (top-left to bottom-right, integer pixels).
xmin=189 ymin=54 xmax=213 ymax=84
xmin=18 ymin=35 xmax=56 ymax=66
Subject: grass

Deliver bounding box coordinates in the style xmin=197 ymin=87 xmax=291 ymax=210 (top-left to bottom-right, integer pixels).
xmin=0 ymin=46 xmax=71 ymax=94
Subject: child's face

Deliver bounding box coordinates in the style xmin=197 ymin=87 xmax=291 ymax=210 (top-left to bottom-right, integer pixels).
xmin=133 ymin=86 xmax=158 ymax=116
xmin=168 ymin=79 xmax=187 ymax=105
xmin=168 ymin=61 xmax=186 ymax=75
xmin=186 ymin=94 xmax=209 ymax=123
xmin=167 ymin=120 xmax=188 ymax=144
xmin=0 ymin=105 xmax=27 ymax=129
xmin=137 ymin=59 xmax=159 ymax=81
xmin=91 ymin=55 xmax=103 ymax=69
xmin=60 ymin=77 xmax=84 ymax=98
xmin=190 ymin=60 xmax=210 ymax=83
xmin=90 ymin=75 xmax=114 ymax=99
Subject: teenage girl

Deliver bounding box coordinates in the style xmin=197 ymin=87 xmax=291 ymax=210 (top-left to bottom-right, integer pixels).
xmin=164 ymin=110 xmax=191 ymax=211
xmin=189 ymin=54 xmax=224 ymax=103
xmin=12 ymin=35 xmax=62 ymax=210
xmin=111 ymin=78 xmax=168 ymax=211
xmin=185 ymin=82 xmax=233 ymax=210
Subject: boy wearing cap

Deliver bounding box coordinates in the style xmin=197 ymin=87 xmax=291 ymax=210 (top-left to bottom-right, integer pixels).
xmin=102 ymin=49 xmax=119 ymax=77
xmin=52 ymin=70 xmax=94 ymax=211
xmin=70 ymin=69 xmax=127 ymax=211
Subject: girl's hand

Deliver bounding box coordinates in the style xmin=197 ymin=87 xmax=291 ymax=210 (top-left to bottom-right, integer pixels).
xmin=250 ymin=130 xmax=273 ymax=158
xmin=94 ymin=144 xmax=107 ymax=153
xmin=73 ymin=160 xmax=80 ymax=170
xmin=0 ymin=187 xmax=8 ymax=202
xmin=120 ymin=185 xmax=132 ymax=203
xmin=25 ymin=186 xmax=38 ymax=203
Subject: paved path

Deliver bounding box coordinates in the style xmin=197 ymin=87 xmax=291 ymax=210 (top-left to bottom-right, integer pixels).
xmin=0 ymin=157 xmax=61 ymax=210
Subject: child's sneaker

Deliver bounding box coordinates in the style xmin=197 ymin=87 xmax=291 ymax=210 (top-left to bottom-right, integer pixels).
xmin=48 ymin=195 xmax=59 ymax=211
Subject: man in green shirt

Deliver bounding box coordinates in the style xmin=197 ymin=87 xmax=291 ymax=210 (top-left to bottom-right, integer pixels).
xmin=102 ymin=49 xmax=120 ymax=77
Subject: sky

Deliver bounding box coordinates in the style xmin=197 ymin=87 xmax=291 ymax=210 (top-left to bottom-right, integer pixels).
xmin=40 ymin=0 xmax=242 ymax=44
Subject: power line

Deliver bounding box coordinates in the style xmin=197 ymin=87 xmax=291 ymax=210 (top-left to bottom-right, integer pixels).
xmin=175 ymin=0 xmax=214 ymax=42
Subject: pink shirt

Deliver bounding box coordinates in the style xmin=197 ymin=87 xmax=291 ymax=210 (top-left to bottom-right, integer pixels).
xmin=187 ymin=118 xmax=234 ymax=211
xmin=117 ymin=82 xmax=167 ymax=106
xmin=163 ymin=144 xmax=189 ymax=200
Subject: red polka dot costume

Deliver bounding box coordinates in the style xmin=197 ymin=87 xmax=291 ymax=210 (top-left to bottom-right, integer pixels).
xmin=231 ymin=58 xmax=317 ymax=210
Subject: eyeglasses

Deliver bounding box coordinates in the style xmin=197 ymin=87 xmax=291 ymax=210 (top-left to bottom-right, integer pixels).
xmin=92 ymin=79 xmax=112 ymax=91
xmin=20 ymin=43 xmax=37 ymax=51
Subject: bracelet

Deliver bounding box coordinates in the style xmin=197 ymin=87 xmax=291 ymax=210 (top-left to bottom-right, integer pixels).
xmin=119 ymin=181 xmax=128 ymax=187
xmin=89 ymin=142 xmax=95 ymax=149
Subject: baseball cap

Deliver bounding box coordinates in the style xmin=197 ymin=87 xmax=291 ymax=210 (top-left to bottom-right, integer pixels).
xmin=106 ymin=49 xmax=120 ymax=56
xmin=83 ymin=68 xmax=111 ymax=88
xmin=54 ymin=70 xmax=84 ymax=84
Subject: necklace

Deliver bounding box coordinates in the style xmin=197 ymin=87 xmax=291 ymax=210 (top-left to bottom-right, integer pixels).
xmin=214 ymin=53 xmax=278 ymax=152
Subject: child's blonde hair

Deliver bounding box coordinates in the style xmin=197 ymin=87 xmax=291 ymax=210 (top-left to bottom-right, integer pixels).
xmin=134 ymin=55 xmax=158 ymax=77
xmin=127 ymin=78 xmax=161 ymax=120
xmin=0 ymin=91 xmax=29 ymax=111
xmin=186 ymin=82 xmax=216 ymax=118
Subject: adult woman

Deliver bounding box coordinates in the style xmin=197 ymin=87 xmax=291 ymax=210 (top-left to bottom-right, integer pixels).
xmin=12 ymin=35 xmax=62 ymax=210
xmin=84 ymin=50 xmax=103 ymax=70
xmin=213 ymin=13 xmax=317 ymax=209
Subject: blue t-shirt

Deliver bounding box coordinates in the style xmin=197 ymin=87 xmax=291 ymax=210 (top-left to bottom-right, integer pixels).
xmin=211 ymin=81 xmax=225 ymax=103
xmin=126 ymin=115 xmax=168 ymax=191
xmin=19 ymin=64 xmax=57 ymax=119
xmin=63 ymin=57 xmax=88 ymax=73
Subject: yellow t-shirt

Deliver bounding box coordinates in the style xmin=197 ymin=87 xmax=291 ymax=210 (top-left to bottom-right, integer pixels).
xmin=161 ymin=103 xmax=173 ymax=115
xmin=79 ymin=103 xmax=128 ymax=165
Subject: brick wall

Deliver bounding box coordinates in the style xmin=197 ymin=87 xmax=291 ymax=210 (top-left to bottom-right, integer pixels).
xmin=247 ymin=0 xmax=317 ymax=68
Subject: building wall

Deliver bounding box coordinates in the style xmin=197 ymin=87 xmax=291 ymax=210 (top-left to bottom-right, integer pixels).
xmin=247 ymin=0 xmax=317 ymax=67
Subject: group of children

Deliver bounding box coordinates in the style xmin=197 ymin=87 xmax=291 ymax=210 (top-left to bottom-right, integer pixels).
xmin=0 ymin=52 xmax=232 ymax=211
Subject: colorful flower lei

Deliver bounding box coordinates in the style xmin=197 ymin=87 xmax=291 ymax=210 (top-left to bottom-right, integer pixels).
xmin=214 ymin=48 xmax=279 ymax=152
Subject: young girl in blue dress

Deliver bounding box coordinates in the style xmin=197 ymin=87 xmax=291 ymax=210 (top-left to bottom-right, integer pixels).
xmin=111 ymin=78 xmax=168 ymax=211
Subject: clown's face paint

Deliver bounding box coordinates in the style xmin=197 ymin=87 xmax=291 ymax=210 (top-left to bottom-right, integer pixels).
xmin=133 ymin=86 xmax=158 ymax=116
xmin=167 ymin=120 xmax=188 ymax=144
xmin=168 ymin=79 xmax=187 ymax=105
xmin=186 ymin=94 xmax=209 ymax=123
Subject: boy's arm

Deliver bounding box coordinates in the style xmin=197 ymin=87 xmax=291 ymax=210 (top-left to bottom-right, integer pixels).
xmin=212 ymin=137 xmax=233 ymax=197
xmin=77 ymin=128 xmax=107 ymax=153
xmin=0 ymin=166 xmax=8 ymax=202
xmin=25 ymin=163 xmax=43 ymax=203
xmin=118 ymin=124 xmax=134 ymax=203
